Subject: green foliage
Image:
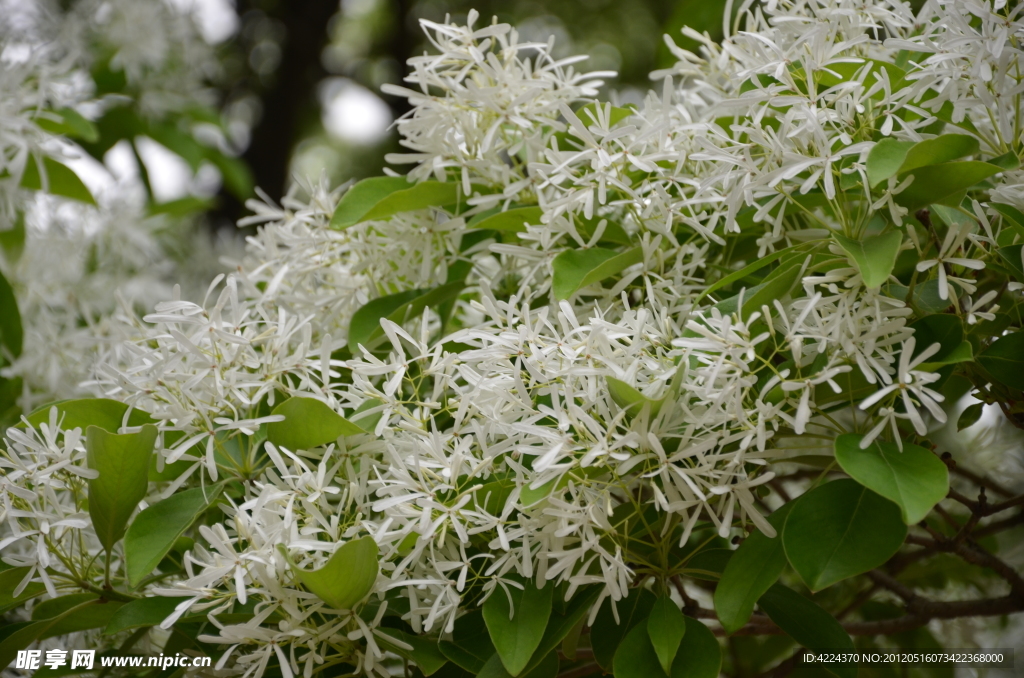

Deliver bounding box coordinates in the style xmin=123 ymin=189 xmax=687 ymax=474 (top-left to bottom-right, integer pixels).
xmin=19 ymin=156 xmax=96 ymax=205
xmin=266 ymin=396 xmax=365 ymax=450
xmin=834 ymin=434 xmax=949 ymax=524
xmin=758 ymin=585 xmax=854 ymax=678
xmin=647 ymin=597 xmax=686 ymax=674
xmin=348 ymin=282 xmax=465 ymax=353
xmin=977 ymin=332 xmax=1024 ymax=390
xmin=714 ymin=504 xmax=793 ymax=634
xmin=483 ymin=578 xmax=553 ymax=676
xmin=280 ymin=536 xmax=379 ymax=610
xmin=832 ymin=231 xmax=902 ymax=289
xmin=0 ymin=270 xmax=22 ymax=359
xmin=551 ymin=246 xmax=644 ymax=300
xmin=331 ymin=177 xmax=465 ymax=229
xmin=104 ymin=597 xmax=182 ymax=635
xmin=124 ymin=486 xmax=221 ymax=587
xmin=86 ymin=425 xmax=158 ymax=553
xmin=591 ymin=588 xmax=657 ymax=672
xmin=782 ymin=479 xmax=907 ymax=591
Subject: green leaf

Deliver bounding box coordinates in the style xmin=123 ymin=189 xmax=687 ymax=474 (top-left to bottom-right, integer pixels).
xmin=87 ymin=425 xmax=158 ymax=553
xmin=607 ymin=377 xmax=664 ymax=418
xmin=375 ymin=628 xmax=448 ymax=676
xmin=867 ymin=138 xmax=915 ymax=187
xmin=552 ymin=247 xmax=643 ymax=300
xmin=894 ymin=161 xmax=1003 ymax=211
xmin=758 ymin=584 xmax=854 ymax=678
xmin=331 ymin=177 xmax=462 ymax=229
xmin=0 ymin=270 xmax=22 ymax=358
xmin=468 ymin=206 xmax=543 ymax=233
xmin=19 ymin=157 xmax=96 ymax=205
xmin=613 ymin=617 xmax=721 ymax=678
xmin=671 ymin=618 xmax=721 ymax=678
xmin=713 ymin=503 xmax=793 ymax=634
xmin=909 ymin=315 xmax=964 ymax=362
xmin=832 ymin=231 xmax=902 ymax=289
xmin=0 ymin=568 xmax=46 ymax=614
xmin=899 ymin=134 xmax=980 ymax=175
xmin=348 ymin=281 xmax=465 ymax=354
xmin=998 ymin=245 xmax=1024 ymax=280
xmin=477 ymin=651 xmax=558 ymax=678
xmin=519 ymin=585 xmax=603 ymax=675
xmin=280 ymin=536 xmax=379 ymax=609
xmin=441 ymin=609 xmax=495 ymax=672
xmin=577 ymin=102 xmax=636 ymax=128
xmin=957 ymin=402 xmax=985 ymax=431
xmin=613 ymin=623 xmax=665 ymax=678
xmin=884 ymin=280 xmax=951 ymax=314
xmin=834 ymin=434 xmax=949 ymax=525
xmin=782 ymin=479 xmax=907 ymax=591
xmin=23 ymin=398 xmax=155 ymax=433
xmin=713 ymin=255 xmax=805 ymax=319
xmin=978 ymin=332 xmax=1024 ymax=390
xmin=104 ymin=597 xmax=182 ymax=635
xmin=0 ymin=599 xmax=104 ymax=668
xmin=648 ymin=597 xmax=686 ymax=674
xmin=266 ymin=397 xmax=365 ymax=451
xmin=591 ymin=587 xmax=657 ymax=672
xmin=989 ymin=202 xmax=1024 ymax=238
xmin=696 ymin=243 xmax=807 ymax=306
xmin=37 ymin=107 xmax=100 ymax=142
xmin=124 ymin=486 xmax=221 ymax=587
xmin=483 ymin=578 xmax=553 ymax=676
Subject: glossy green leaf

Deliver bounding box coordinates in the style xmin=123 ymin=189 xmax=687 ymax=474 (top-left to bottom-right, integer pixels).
xmin=483 ymin=578 xmax=553 ymax=676
xmin=87 ymin=425 xmax=158 ymax=552
xmin=468 ymin=206 xmax=543 ymax=232
xmin=895 ymin=161 xmax=1003 ymax=210
xmin=989 ymin=202 xmax=1024 ymax=238
xmin=782 ymin=479 xmax=907 ymax=591
xmin=613 ymin=617 xmax=720 ymax=678
xmin=607 ymin=377 xmax=664 ymax=418
xmin=834 ymin=434 xmax=949 ymax=525
xmin=998 ymin=245 xmax=1024 ymax=280
xmin=348 ymin=281 xmax=465 ymax=353
xmin=104 ymin=596 xmax=182 ymax=635
xmin=266 ymin=397 xmax=365 ymax=451
xmin=613 ymin=623 xmax=664 ymax=678
xmin=552 ymin=246 xmax=643 ymax=300
xmin=696 ymin=243 xmax=807 ymax=306
xmin=20 ymin=157 xmax=96 ymax=205
xmin=713 ymin=255 xmax=805 ymax=319
xmin=0 ymin=270 xmax=22 ymax=358
xmin=37 ymin=107 xmax=100 ymax=142
xmin=900 ymin=134 xmax=980 ymax=175
xmin=281 ymin=536 xmax=379 ymax=609
xmin=957 ymin=402 xmax=985 ymax=431
xmin=867 ymin=138 xmax=915 ymax=187
xmin=832 ymin=231 xmax=902 ymax=289
xmin=978 ymin=332 xmax=1024 ymax=390
xmin=867 ymin=134 xmax=980 ymax=188
xmin=23 ymin=398 xmax=155 ymax=433
xmin=591 ymin=587 xmax=657 ymax=671
xmin=672 ymin=618 xmax=721 ymax=678
xmin=648 ymin=597 xmax=686 ymax=674
xmin=519 ymin=584 xmax=603 ymax=675
xmin=0 ymin=568 xmax=46 ymax=614
xmin=0 ymin=599 xmax=102 ymax=668
xmin=909 ymin=315 xmax=964 ymax=362
xmin=124 ymin=486 xmax=220 ymax=587
xmin=477 ymin=651 xmax=558 ymax=678
xmin=758 ymin=584 xmax=854 ymax=678
xmin=714 ymin=503 xmax=793 ymax=634
xmin=375 ymin=628 xmax=448 ymax=676
xmin=331 ymin=177 xmax=461 ymax=229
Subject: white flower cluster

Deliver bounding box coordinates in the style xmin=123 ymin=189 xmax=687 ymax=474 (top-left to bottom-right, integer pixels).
xmin=4 ymin=2 xmax=1024 ymax=676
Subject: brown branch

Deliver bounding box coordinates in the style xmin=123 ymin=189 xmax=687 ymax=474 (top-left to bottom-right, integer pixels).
xmin=950 ymin=465 xmax=1014 ymax=498
xmin=557 ymin=663 xmax=601 ymax=678
xmin=974 ymin=510 xmax=1024 ymax=538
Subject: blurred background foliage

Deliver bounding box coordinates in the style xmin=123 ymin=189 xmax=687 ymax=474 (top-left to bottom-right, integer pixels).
xmin=138 ymin=0 xmax=729 ymax=228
